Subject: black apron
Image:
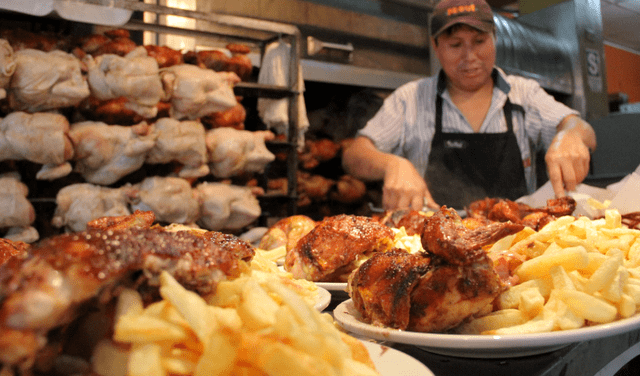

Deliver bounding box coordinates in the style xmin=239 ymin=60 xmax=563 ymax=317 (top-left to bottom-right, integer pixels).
xmin=425 ymin=93 xmax=528 ymax=210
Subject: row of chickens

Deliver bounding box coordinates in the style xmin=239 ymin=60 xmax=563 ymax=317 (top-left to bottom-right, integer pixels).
xmin=1 ymin=173 xmax=263 ymax=242
xmin=0 ymin=28 xmax=252 ymax=121
xmin=0 ymin=111 xmax=276 ymax=184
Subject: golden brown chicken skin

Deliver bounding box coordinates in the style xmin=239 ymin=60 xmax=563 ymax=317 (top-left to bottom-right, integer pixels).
xmin=0 ymin=211 xmax=254 ymax=372
xmin=349 ymin=207 xmax=524 ymax=333
xmin=466 ymin=196 xmax=576 ymax=231
xmin=284 ymin=214 xmax=395 ymax=282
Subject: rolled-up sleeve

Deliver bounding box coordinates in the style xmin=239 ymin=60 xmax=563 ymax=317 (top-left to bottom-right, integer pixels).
xmin=513 ymin=77 xmax=580 ymax=150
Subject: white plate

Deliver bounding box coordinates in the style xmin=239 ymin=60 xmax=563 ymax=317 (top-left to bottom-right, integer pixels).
xmin=335 ymin=299 xmax=640 ymax=358
xmin=359 ymin=340 xmax=434 ymax=376
xmin=313 ymin=286 xmax=331 ymax=311
xmin=316 ymin=281 xmax=350 ymax=301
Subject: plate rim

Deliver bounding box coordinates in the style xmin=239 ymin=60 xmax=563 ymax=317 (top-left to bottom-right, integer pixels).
xmin=313 ymin=286 xmax=332 ymax=311
xmin=315 ymin=281 xmax=348 ymax=292
xmin=334 ymin=299 xmax=640 ymax=356
xmin=359 ymin=339 xmax=435 ymax=376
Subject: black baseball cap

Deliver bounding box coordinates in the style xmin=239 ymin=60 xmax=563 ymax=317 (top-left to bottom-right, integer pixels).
xmin=430 ymin=0 xmax=495 ymax=38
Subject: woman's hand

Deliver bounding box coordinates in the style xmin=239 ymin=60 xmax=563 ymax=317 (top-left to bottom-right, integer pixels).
xmin=545 ymin=115 xmax=597 ymax=197
xmin=383 ymin=156 xmax=439 ymax=211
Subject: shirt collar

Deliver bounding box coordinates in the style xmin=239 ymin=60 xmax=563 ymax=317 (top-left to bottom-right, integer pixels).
xmin=436 ymin=67 xmax=511 ymax=96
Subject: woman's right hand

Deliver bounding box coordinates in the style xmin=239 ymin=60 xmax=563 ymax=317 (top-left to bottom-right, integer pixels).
xmin=383 ymin=156 xmax=439 ymax=211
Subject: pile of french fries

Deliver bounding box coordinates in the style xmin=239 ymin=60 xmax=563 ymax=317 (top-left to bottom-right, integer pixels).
xmin=458 ymin=209 xmax=640 ymax=335
xmin=92 ymin=264 xmax=380 ymax=376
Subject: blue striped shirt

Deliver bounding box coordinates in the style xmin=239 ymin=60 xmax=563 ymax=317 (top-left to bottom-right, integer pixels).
xmin=357 ymin=68 xmax=579 ymax=193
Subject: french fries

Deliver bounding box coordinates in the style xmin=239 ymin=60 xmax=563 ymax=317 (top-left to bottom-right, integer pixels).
xmin=460 ymin=209 xmax=640 ymax=335
xmin=93 ymin=269 xmax=380 ymax=376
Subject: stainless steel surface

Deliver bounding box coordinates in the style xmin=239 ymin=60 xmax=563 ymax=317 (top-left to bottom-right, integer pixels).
xmin=517 ymin=0 xmax=609 ymax=121
xmin=493 ymin=13 xmax=573 ymax=95
xmin=307 ymin=36 xmax=354 ymax=61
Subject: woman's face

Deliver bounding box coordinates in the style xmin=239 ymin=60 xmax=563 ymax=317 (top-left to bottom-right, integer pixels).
xmin=433 ymin=25 xmax=496 ymax=93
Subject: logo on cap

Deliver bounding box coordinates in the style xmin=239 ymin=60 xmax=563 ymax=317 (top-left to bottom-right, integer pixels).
xmin=446 ymin=4 xmax=476 ymax=16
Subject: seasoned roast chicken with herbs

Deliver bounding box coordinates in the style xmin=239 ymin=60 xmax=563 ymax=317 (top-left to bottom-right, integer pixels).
xmin=349 ymin=207 xmax=524 ymax=332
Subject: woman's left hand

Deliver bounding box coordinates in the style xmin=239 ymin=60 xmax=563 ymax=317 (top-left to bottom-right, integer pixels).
xmin=545 ymin=115 xmax=597 ymax=197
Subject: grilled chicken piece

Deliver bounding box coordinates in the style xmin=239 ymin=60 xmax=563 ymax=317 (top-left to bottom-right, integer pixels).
xmin=285 ymin=214 xmax=395 ymax=282
xmin=422 ymin=207 xmax=525 ymax=265
xmin=375 ymin=209 xmax=433 ymax=236
xmin=0 ymin=210 xmax=254 ymax=373
xmin=258 ymin=215 xmax=316 ymax=252
xmin=349 ymin=207 xmax=524 ymax=332
xmin=466 ymin=196 xmax=576 ymax=231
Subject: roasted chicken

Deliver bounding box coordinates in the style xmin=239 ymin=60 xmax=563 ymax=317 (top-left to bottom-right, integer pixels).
xmin=349 ymin=207 xmax=524 ymax=332
xmin=284 ymin=214 xmax=395 ymax=282
xmin=258 ymin=215 xmax=316 ymax=252
xmin=467 ymin=196 xmax=577 ymax=231
xmin=374 ymin=209 xmax=433 ymax=236
xmin=0 ymin=211 xmax=254 ymax=374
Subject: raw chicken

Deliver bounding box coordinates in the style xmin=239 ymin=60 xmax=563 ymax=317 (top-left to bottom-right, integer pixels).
xmin=349 ymin=207 xmax=524 ymax=332
xmin=195 ymin=182 xmax=261 ymax=231
xmin=85 ymin=46 xmax=164 ymax=118
xmin=146 ymin=117 xmax=209 ymax=178
xmin=0 ymin=211 xmax=254 ymax=373
xmin=284 ymin=214 xmax=396 ymax=282
xmin=51 ymin=183 xmax=132 ymax=232
xmin=69 ymin=121 xmax=156 ymax=185
xmin=9 ymin=49 xmax=90 ymax=112
xmin=0 ymin=175 xmax=38 ymax=243
xmin=0 ymin=39 xmax=16 ymax=100
xmin=160 ymin=64 xmax=239 ymax=120
xmin=205 ymin=127 xmax=275 ymax=178
xmin=129 ymin=176 xmax=200 ymax=225
xmin=0 ymin=112 xmax=74 ymax=180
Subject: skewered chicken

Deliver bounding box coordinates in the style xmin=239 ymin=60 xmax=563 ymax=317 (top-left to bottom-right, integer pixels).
xmin=205 ymin=128 xmax=275 ymax=178
xmin=184 ymin=43 xmax=253 ymax=81
xmin=51 ymin=183 xmax=132 ymax=232
xmin=76 ymin=29 xmax=137 ymax=58
xmin=195 ymin=182 xmax=262 ymax=231
xmin=331 ymin=174 xmax=367 ymax=204
xmin=284 ymin=214 xmax=395 ymax=282
xmin=0 ymin=39 xmax=15 ymax=100
xmin=201 ymin=102 xmax=247 ymax=130
xmin=258 ymin=215 xmax=316 ymax=252
xmin=0 ymin=175 xmax=37 ymax=243
xmin=466 ymin=196 xmax=577 ymax=231
xmin=85 ymin=46 xmax=164 ymax=118
xmin=144 ymin=45 xmax=183 ymax=68
xmin=184 ymin=49 xmax=229 ymax=72
xmin=129 ymin=176 xmax=200 ymax=225
xmin=9 ymin=49 xmax=90 ymax=112
xmin=145 ymin=117 xmax=209 ymax=178
xmin=160 ymin=64 xmax=239 ymax=120
xmin=0 ymin=210 xmax=254 ymax=373
xmin=0 ymin=112 xmax=74 ymax=180
xmin=69 ymin=121 xmax=156 ymax=185
xmin=225 ymin=43 xmax=253 ymax=81
xmin=349 ymin=207 xmax=524 ymax=332
xmin=299 ymin=138 xmax=341 ymax=170
xmin=0 ymin=238 xmax=29 ymax=265
xmin=0 ymin=28 xmax=62 ymax=52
